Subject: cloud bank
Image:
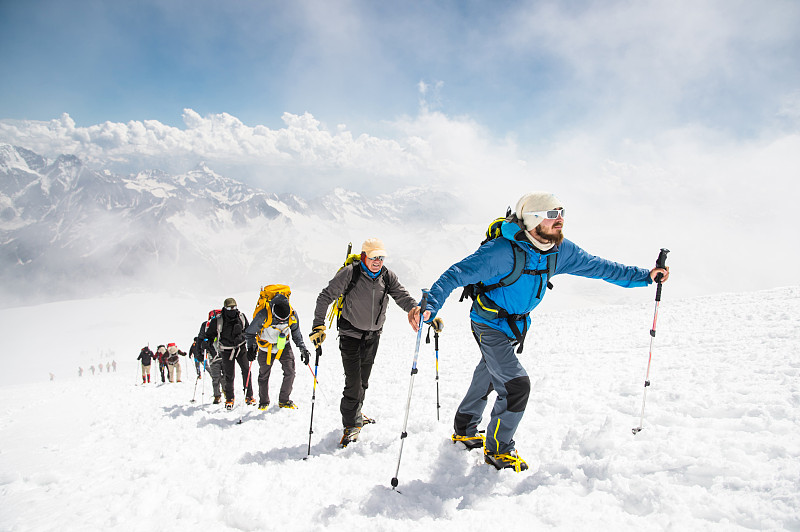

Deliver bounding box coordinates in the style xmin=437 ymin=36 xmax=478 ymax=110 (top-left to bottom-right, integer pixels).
xmin=2 ymin=105 xmax=798 ymax=304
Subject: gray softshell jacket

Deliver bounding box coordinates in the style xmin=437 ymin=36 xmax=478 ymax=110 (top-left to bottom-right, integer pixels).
xmin=313 ymin=264 xmax=417 ymax=339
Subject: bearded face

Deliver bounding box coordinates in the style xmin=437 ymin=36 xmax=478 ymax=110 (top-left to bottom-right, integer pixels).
xmin=533 ymin=219 xmax=565 ymax=246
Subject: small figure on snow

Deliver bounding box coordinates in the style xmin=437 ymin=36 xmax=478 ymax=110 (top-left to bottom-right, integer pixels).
xmin=155 ymin=345 xmax=168 ymax=382
xmin=138 ymin=346 xmax=154 ymax=384
xmin=166 ymin=342 xmax=186 ymax=382
xmin=204 ymin=298 xmax=254 ymax=409
xmin=198 ymin=310 xmax=224 ymax=403
xmin=189 ymin=337 xmax=203 ymax=379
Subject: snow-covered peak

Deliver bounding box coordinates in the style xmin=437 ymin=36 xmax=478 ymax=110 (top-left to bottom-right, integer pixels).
xmin=0 ymin=144 xmax=31 ymax=173
xmin=0 ymin=146 xmax=461 ymax=305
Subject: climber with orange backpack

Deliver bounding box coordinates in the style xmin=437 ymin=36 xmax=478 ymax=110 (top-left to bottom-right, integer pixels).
xmin=245 ymin=285 xmax=311 ymax=411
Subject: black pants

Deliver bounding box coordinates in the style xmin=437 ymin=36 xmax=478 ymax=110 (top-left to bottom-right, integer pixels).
xmin=220 ymin=345 xmax=254 ymax=401
xmin=339 ymin=334 xmax=380 ymax=428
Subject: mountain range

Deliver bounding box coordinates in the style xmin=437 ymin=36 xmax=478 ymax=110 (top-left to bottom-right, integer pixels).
xmin=0 ymin=144 xmax=472 ymax=306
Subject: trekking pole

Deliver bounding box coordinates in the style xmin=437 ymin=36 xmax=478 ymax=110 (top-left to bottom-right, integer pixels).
xmin=305 ymin=347 xmax=322 ymax=458
xmin=391 ymin=289 xmax=428 ymax=490
xmin=237 ymin=360 xmax=254 ymax=425
xmin=632 ymin=248 xmax=670 ymax=435
xmin=304 ymin=362 xmax=329 ymax=403
xmin=425 ymin=324 xmax=441 ymax=421
xmin=190 ymin=375 xmax=199 ymax=402
xmin=201 ymin=358 xmax=207 ymax=405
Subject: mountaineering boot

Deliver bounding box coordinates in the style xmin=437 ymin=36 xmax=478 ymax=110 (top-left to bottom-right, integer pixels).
xmin=484 ymin=449 xmax=529 ymax=472
xmin=279 ymin=401 xmax=298 ymax=409
xmin=451 ymin=433 xmax=485 ymax=450
xmin=142 ymin=377 xmax=146 ymax=384
xmin=245 ymin=396 xmax=256 ymax=406
xmin=258 ymin=402 xmax=270 ymax=411
xmin=361 ymin=414 xmax=376 ymax=425
xmin=225 ymin=400 xmax=235 ymax=411
xmin=213 ymin=396 xmax=221 ymax=404
xmin=339 ymin=426 xmax=361 ymax=448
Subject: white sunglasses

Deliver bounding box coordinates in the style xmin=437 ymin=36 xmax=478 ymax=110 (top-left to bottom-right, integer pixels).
xmin=524 ymin=208 xmax=565 ymax=219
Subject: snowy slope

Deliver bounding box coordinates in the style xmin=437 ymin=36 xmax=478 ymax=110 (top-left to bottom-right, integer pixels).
xmin=1 ymin=286 xmax=798 ymax=531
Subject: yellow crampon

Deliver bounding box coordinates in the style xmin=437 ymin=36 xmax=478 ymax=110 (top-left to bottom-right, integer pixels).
xmin=484 ymin=449 xmax=528 ymax=472
xmin=485 ymin=420 xmax=529 ymax=472
xmin=451 ymin=433 xmax=485 ymax=449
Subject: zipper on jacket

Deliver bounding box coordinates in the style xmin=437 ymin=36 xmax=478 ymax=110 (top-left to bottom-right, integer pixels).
xmin=371 ymin=278 xmax=376 ymax=325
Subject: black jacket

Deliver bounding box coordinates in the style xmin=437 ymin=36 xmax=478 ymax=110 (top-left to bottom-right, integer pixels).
xmin=137 ymin=347 xmax=154 ymax=365
xmin=203 ymin=310 xmax=249 ymax=357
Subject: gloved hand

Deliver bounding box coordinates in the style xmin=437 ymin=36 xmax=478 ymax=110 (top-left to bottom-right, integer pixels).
xmin=309 ymin=325 xmax=326 ymax=349
xmin=300 ymin=349 xmax=310 ymax=365
xmin=246 ymin=344 xmax=257 ymax=362
xmin=432 ymin=317 xmax=444 ymax=333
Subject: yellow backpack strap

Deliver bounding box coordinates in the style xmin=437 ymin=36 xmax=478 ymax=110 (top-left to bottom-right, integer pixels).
xmin=264 ymin=343 xmax=274 ymax=364
xmin=273 ymin=330 xmax=288 ymax=362
xmin=256 ymin=305 xmax=274 ymax=349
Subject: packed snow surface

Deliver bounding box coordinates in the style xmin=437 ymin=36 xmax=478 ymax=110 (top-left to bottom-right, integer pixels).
xmin=1 ymin=286 xmax=798 ymax=531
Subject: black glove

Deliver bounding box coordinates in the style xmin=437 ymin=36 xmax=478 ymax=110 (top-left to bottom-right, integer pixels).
xmin=300 ymin=349 xmax=310 ymax=365
xmin=246 ymin=344 xmax=257 ymax=362
xmin=196 ymin=352 xmax=204 ymax=363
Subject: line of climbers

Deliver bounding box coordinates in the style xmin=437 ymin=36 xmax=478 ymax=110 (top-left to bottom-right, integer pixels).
xmin=134 ymin=191 xmax=670 ymax=472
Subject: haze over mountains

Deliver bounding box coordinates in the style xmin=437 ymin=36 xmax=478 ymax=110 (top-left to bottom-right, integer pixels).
xmin=0 ymin=143 xmax=472 ymax=306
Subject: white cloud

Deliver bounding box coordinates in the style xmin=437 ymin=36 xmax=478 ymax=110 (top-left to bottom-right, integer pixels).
xmin=2 ymin=106 xmax=798 ymax=301
xmin=498 ymin=0 xmax=800 ymax=135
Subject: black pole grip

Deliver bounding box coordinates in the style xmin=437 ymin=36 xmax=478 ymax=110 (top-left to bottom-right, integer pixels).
xmin=314 ymin=346 xmax=322 ymax=366
xmin=654 ymin=248 xmax=670 ymax=283
xmin=420 ymin=289 xmax=429 ymax=313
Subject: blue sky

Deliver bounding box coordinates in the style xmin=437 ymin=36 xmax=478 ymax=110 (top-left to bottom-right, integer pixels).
xmin=1 ymin=0 xmax=799 ymax=299
xmin=2 ymin=0 xmax=798 ymax=141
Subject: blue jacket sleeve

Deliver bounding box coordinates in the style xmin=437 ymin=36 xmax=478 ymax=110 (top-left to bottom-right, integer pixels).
xmin=425 ymin=239 xmax=516 ymax=316
xmin=555 ymin=239 xmax=652 ymax=287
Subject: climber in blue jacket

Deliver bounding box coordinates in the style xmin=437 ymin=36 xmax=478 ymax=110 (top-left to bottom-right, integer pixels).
xmin=411 ymin=192 xmax=670 ymax=472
